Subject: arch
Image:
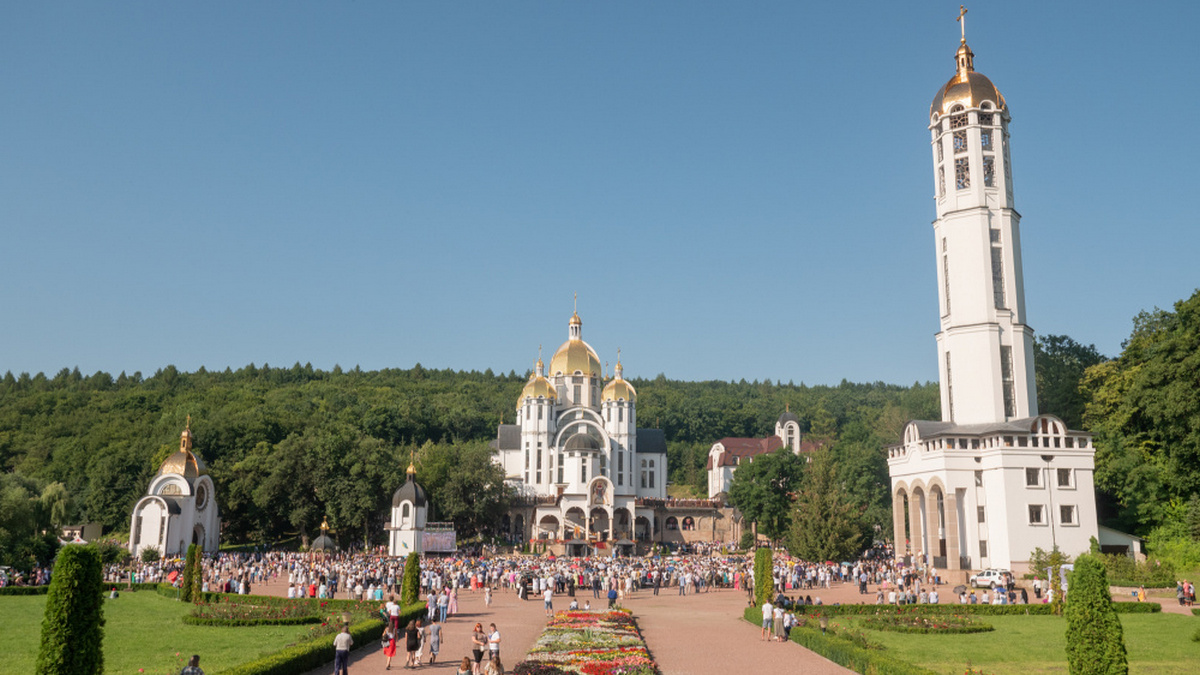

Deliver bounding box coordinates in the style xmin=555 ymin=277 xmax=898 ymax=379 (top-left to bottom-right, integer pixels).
xmin=634 ymin=515 xmax=651 ymax=540
xmin=665 ymin=516 xmax=679 ymax=531
xmin=537 ymin=514 xmax=560 ymax=540
xmin=192 ymin=523 xmax=204 ymax=547
xmin=588 ymin=508 xmax=610 ymax=540
xmin=613 ymin=508 xmax=632 ymax=539
xmin=681 ymin=516 xmax=696 ymax=531
xmin=513 ymin=514 xmax=525 ymax=541
xmin=565 ymin=507 xmax=586 ymax=539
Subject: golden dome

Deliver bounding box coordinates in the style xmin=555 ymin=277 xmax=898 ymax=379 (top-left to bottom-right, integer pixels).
xmin=158 ymin=419 xmax=208 ymax=480
xmin=602 ymin=359 xmax=636 ymax=402
xmin=549 ymin=339 xmax=601 ymax=378
xmin=602 ymin=378 xmax=637 ymax=403
xmin=930 ymin=42 xmax=1006 ymax=118
xmin=569 ymin=312 xmax=582 ymax=326
xmin=519 ymin=375 xmax=557 ymax=406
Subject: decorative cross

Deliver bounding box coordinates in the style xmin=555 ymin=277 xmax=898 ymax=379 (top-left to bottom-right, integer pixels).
xmin=957 ymin=5 xmax=968 ymax=42
xmin=573 ymin=292 xmax=578 ymax=313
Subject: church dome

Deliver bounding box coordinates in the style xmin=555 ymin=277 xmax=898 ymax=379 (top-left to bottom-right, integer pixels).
xmin=549 ymin=335 xmax=602 ymax=378
xmin=158 ymin=421 xmax=208 ymax=480
xmin=518 ymin=357 xmax=557 ymax=408
xmin=392 ymin=467 xmax=427 ymax=508
xmin=930 ymin=42 xmax=1006 ymax=118
xmin=563 ymin=433 xmax=602 ymax=452
xmin=602 ymin=360 xmax=637 ymax=402
xmin=777 ymin=410 xmax=800 ymax=426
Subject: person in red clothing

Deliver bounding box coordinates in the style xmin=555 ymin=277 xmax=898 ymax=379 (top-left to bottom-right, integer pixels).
xmin=382 ymin=625 xmax=398 ymax=670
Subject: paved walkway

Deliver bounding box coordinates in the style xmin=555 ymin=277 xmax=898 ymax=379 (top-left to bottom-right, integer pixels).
xmin=621 ymin=587 xmax=853 ymax=675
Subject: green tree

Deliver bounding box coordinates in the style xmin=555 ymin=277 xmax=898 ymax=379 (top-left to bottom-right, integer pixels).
xmin=36 ymin=545 xmax=104 ymax=675
xmin=140 ymin=546 xmax=161 ymax=564
xmin=1082 ymin=290 xmax=1200 ymax=532
xmin=1064 ymin=555 xmax=1128 ymax=675
xmin=180 ymin=544 xmax=198 ymax=603
xmin=401 ymin=552 xmax=420 ymax=606
xmin=413 ymin=441 xmax=510 ymax=537
xmin=753 ymin=547 xmax=774 ymax=607
xmin=1034 ymin=335 xmax=1107 ymax=430
xmin=787 ymin=448 xmax=866 ymax=562
xmin=727 ymin=448 xmax=805 ymax=542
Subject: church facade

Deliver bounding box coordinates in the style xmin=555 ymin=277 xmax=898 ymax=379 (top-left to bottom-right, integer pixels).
xmin=129 ymin=421 xmax=220 ymax=558
xmin=492 ymin=311 xmax=743 ymax=554
xmin=706 ymin=411 xmax=819 ymax=498
xmin=887 ymin=22 xmax=1099 ymax=577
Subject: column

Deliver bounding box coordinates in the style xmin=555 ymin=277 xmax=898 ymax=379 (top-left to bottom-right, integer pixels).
xmin=908 ymin=491 xmax=925 ymax=559
xmin=945 ymin=492 xmax=961 ymax=570
xmin=892 ymin=491 xmax=907 ymax=556
xmin=925 ymin=491 xmax=941 ymax=565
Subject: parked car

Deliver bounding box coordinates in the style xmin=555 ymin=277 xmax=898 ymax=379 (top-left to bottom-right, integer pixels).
xmin=969 ymin=569 xmax=1010 ymax=588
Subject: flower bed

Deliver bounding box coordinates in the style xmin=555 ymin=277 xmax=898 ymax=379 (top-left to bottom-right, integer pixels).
xmin=857 ymin=609 xmax=993 ymax=634
xmin=185 ymin=600 xmax=321 ymax=626
xmin=514 ymin=610 xmax=660 ymax=675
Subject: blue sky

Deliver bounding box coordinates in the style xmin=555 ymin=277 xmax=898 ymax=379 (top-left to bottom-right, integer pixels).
xmin=2 ymin=2 xmax=1197 ymax=385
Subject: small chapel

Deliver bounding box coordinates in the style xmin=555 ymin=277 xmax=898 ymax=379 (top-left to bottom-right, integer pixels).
xmin=129 ymin=419 xmax=220 ymax=557
xmin=387 ymin=460 xmax=428 ymax=556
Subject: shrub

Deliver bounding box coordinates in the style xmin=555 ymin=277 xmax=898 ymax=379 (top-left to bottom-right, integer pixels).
xmin=401 ymin=552 xmax=420 ymax=606
xmin=786 ymin=602 xmax=1158 ymax=616
xmin=745 ymin=607 xmax=936 ymax=675
xmin=35 ymin=544 xmax=105 ymax=675
xmin=140 ymin=546 xmax=161 ymax=564
xmin=1065 ymin=555 xmax=1128 ymax=675
xmin=181 ymin=544 xmax=199 ymax=603
xmin=857 ymin=610 xmax=993 ymax=634
xmin=754 ymin=547 xmax=774 ymax=607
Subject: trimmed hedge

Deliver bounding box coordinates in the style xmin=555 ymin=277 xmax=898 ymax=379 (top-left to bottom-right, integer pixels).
xmin=785 ymin=601 xmax=1160 ymax=616
xmin=0 ymin=585 xmax=49 ymax=596
xmin=745 ymin=608 xmax=937 ymax=675
xmin=857 ymin=614 xmax=993 ymax=635
xmin=36 ymin=545 xmax=105 ymax=675
xmin=215 ymin=603 xmax=425 ymax=675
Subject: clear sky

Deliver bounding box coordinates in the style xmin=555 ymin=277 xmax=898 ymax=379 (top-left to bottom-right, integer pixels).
xmin=3 ymin=2 xmax=1197 ymax=386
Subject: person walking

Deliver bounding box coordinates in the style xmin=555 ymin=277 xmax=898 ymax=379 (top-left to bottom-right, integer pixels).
xmin=333 ymin=624 xmax=353 ymax=675
xmin=382 ymin=625 xmax=398 ymax=670
xmin=543 ymin=585 xmax=554 ymax=617
xmin=426 ymin=620 xmax=442 ymax=664
xmin=760 ymin=599 xmax=773 ymax=641
xmin=405 ymin=619 xmax=421 ymax=668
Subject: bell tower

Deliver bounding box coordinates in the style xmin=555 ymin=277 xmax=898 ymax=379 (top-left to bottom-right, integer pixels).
xmin=929 ymin=7 xmax=1036 ymax=425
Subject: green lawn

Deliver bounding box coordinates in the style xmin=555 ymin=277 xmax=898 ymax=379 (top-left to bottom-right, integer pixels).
xmin=827 ymin=612 xmax=1199 ymax=675
xmin=0 ymin=592 xmax=318 ymax=675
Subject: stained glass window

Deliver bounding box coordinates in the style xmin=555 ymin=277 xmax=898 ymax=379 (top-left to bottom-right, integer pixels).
xmin=937 ymin=139 xmax=944 ymax=162
xmin=953 ymin=130 xmax=967 ymax=153
xmin=980 ymin=129 xmax=993 ymax=151
xmin=991 ymin=246 xmax=1006 ymax=309
xmin=983 ymin=156 xmax=995 ymax=187
xmin=950 ymin=113 xmax=969 ymax=129
xmin=938 ymin=166 xmax=945 ymax=198
xmin=979 ymin=113 xmax=994 ymax=126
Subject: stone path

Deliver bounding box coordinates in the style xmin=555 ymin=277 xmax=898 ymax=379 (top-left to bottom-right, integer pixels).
xmin=621 ymin=587 xmax=853 ymax=675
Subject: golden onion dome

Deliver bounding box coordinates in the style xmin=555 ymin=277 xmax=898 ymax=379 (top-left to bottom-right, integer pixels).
xmin=602 ymin=359 xmax=637 ymax=402
xmin=930 ymin=41 xmax=1006 ymax=119
xmin=518 ymin=375 xmax=557 ymax=407
xmin=550 ymin=339 xmax=602 ymax=378
xmin=158 ymin=421 xmax=207 ymax=480
xmin=602 ymin=378 xmax=637 ymax=403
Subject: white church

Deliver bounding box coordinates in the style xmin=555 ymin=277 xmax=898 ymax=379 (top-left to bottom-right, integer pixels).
xmin=129 ymin=420 xmax=220 ymax=558
xmin=491 ymin=310 xmax=670 ymax=556
xmin=886 ymin=18 xmax=1100 ymax=577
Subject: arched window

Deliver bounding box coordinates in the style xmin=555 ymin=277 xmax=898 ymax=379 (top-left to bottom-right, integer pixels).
xmin=665 ymin=516 xmax=679 ymax=531
xmin=682 ymin=517 xmax=695 ymax=531
xmin=401 ymin=503 xmax=411 ymax=523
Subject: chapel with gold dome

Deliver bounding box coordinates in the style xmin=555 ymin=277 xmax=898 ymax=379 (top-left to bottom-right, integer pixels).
xmin=492 ymin=308 xmax=668 ymax=556
xmin=129 ymin=418 xmax=221 ymax=557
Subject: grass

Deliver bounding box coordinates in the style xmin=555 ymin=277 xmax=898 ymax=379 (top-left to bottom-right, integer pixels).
xmin=0 ymin=591 xmax=318 ymax=675
xmin=825 ymin=612 xmax=1200 ymax=675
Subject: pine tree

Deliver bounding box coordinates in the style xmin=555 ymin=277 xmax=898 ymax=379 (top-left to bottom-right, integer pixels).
xmin=787 ymin=448 xmax=865 ymax=562
xmin=401 ymin=552 xmax=421 ymax=606
xmin=1064 ymin=555 xmax=1128 ymax=675
xmin=754 ymin=547 xmax=774 ymax=607
xmin=190 ymin=545 xmax=204 ymax=600
xmin=36 ymin=545 xmax=105 ymax=675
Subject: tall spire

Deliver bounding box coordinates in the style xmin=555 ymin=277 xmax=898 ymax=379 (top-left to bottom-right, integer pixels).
xmin=954 ymin=5 xmax=975 ymax=76
xmin=957 ymin=5 xmax=968 ymax=43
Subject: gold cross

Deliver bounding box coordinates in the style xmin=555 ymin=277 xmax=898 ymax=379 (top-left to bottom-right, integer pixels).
xmin=957 ymin=5 xmax=968 ymax=42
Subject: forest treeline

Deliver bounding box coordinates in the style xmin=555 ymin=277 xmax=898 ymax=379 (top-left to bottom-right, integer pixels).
xmin=2 ymin=288 xmax=1198 ymax=573
xmin=0 ymin=361 xmax=937 ymax=548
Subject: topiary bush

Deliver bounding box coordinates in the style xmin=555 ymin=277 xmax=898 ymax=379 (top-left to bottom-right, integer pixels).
xmin=401 ymin=552 xmax=420 ymax=607
xmin=181 ymin=543 xmax=198 ymax=602
xmin=754 ymin=547 xmax=774 ymax=608
xmin=1065 ymin=555 xmax=1128 ymax=675
xmin=35 ymin=544 xmax=105 ymax=675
